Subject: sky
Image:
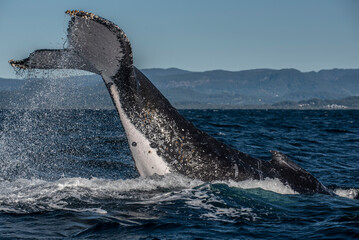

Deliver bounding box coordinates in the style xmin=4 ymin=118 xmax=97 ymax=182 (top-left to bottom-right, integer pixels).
xmin=0 ymin=0 xmax=358 ymax=78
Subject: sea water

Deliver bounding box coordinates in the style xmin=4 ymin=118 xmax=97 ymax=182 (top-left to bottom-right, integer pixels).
xmin=0 ymin=109 xmax=358 ymax=239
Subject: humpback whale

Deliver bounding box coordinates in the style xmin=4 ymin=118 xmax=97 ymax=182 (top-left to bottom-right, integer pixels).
xmin=9 ymin=10 xmax=330 ymax=195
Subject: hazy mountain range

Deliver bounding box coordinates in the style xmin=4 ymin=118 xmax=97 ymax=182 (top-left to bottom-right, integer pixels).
xmin=0 ymin=68 xmax=359 ymax=109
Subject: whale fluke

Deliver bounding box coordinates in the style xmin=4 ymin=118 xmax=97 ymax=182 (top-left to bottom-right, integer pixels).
xmin=9 ymin=49 xmax=98 ymax=73
xmin=9 ymin=10 xmax=331 ymax=195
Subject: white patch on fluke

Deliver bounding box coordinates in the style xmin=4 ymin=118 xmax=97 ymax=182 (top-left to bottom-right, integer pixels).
xmin=109 ymin=84 xmax=170 ymax=176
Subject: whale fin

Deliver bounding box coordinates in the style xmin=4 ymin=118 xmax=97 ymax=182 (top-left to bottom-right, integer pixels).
xmin=268 ymin=150 xmax=329 ymax=194
xmin=9 ymin=49 xmax=98 ymax=73
xmin=270 ymin=150 xmax=302 ymax=171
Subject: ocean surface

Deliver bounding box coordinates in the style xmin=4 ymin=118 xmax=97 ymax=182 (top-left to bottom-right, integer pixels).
xmin=0 ymin=109 xmax=358 ymax=239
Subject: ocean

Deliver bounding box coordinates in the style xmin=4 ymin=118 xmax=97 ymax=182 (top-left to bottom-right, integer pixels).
xmin=0 ymin=109 xmax=358 ymax=239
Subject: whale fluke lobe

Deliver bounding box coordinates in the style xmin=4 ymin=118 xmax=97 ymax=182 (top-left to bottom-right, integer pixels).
xmin=10 ymin=49 xmax=98 ymax=73
xmin=65 ymin=10 xmax=133 ymax=78
xmin=9 ymin=10 xmax=331 ymax=195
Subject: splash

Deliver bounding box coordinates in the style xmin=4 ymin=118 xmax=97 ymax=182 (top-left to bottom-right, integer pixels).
xmin=0 ymin=172 xmax=303 ymax=215
xmin=0 ymin=61 xmax=99 ymax=181
xmin=334 ymin=188 xmax=359 ymax=199
xmin=225 ymin=178 xmax=298 ymax=195
xmin=0 ymin=174 xmax=201 ymax=213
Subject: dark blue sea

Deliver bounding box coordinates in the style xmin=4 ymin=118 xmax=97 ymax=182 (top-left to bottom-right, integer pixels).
xmin=0 ymin=109 xmax=358 ymax=239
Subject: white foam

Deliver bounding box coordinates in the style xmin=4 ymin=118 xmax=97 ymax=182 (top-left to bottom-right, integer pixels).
xmin=334 ymin=188 xmax=359 ymax=199
xmin=184 ymin=185 xmax=259 ymax=222
xmin=201 ymin=207 xmax=258 ymax=222
xmin=0 ymin=174 xmax=304 ymax=215
xmin=0 ymin=174 xmax=202 ymax=213
xmin=225 ymin=178 xmax=298 ymax=195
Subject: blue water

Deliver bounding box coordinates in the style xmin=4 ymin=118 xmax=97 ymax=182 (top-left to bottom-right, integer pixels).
xmin=0 ymin=109 xmax=358 ymax=239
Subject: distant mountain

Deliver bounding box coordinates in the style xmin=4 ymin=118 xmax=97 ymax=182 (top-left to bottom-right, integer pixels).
xmin=141 ymin=68 xmax=191 ymax=77
xmin=142 ymin=68 xmax=359 ymax=106
xmin=0 ymin=68 xmax=358 ymax=109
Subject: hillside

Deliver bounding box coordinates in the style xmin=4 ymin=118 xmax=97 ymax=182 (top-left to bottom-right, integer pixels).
xmin=142 ymin=68 xmax=359 ymax=106
xmin=0 ymin=68 xmax=358 ymax=109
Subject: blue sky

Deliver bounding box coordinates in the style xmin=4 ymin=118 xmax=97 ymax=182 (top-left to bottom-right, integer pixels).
xmin=0 ymin=0 xmax=358 ymax=78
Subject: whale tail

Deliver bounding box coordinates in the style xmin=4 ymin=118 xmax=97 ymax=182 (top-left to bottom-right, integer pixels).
xmin=9 ymin=10 xmax=132 ymax=79
xmin=9 ymin=49 xmax=98 ymax=73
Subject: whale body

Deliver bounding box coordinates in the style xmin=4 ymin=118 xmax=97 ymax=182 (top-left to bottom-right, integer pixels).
xmin=9 ymin=10 xmax=330 ymax=195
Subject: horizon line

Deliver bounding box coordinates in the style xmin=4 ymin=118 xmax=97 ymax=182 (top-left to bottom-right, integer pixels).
xmin=1 ymin=67 xmax=359 ymax=79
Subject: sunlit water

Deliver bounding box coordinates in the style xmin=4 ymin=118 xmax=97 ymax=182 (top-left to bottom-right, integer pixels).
xmin=0 ymin=75 xmax=358 ymax=239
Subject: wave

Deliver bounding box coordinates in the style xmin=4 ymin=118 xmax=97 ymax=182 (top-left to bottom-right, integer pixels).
xmin=0 ymin=174 xmax=296 ymax=213
xmin=225 ymin=178 xmax=298 ymax=195
xmin=324 ymin=129 xmax=353 ymax=134
xmin=1 ymin=172 xmax=357 ymax=216
xmin=0 ymin=175 xmax=201 ymax=214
